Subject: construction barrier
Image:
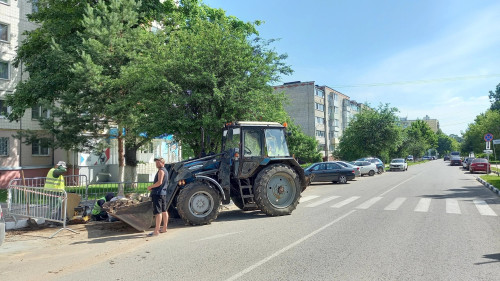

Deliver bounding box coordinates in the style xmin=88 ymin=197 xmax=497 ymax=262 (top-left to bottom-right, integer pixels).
xmin=7 ymin=185 xmax=78 ymax=238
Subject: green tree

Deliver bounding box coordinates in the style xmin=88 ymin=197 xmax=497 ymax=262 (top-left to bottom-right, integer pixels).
xmin=336 ymin=104 xmax=402 ymax=162
xmin=402 ymin=120 xmax=437 ymax=158
xmin=436 ymin=130 xmax=459 ymax=157
xmin=286 ymin=123 xmax=322 ymax=163
xmin=489 ymin=83 xmax=500 ymax=111
xmin=461 ymin=110 xmax=500 ymax=158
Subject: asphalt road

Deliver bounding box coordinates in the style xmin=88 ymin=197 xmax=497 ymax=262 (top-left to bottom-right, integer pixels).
xmin=56 ymin=160 xmax=500 ymax=280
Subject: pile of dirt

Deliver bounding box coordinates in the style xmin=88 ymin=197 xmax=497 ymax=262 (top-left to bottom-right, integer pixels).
xmin=102 ymin=193 xmax=150 ymax=214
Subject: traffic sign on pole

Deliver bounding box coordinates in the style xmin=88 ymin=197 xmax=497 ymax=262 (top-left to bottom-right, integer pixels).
xmin=484 ymin=133 xmax=493 ymax=142
xmin=493 ymin=139 xmax=500 ymax=145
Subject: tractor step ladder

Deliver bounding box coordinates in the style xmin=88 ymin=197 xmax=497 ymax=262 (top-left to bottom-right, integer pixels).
xmin=239 ymin=184 xmax=257 ymax=209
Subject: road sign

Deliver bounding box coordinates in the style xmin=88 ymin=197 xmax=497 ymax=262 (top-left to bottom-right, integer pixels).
xmin=484 ymin=133 xmax=493 ymax=142
xmin=484 ymin=150 xmax=493 ymax=154
xmin=486 ymin=141 xmax=491 ymax=150
xmin=493 ymin=139 xmax=500 ymax=145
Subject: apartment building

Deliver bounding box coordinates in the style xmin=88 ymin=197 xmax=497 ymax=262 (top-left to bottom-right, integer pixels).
xmin=0 ymin=1 xmax=182 ymax=188
xmin=398 ymin=115 xmax=440 ymax=133
xmin=273 ymin=81 xmax=363 ymax=160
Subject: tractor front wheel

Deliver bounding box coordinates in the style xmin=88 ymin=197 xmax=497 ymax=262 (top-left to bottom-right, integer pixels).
xmin=176 ymin=181 xmax=221 ymax=225
xmin=254 ymin=164 xmax=301 ymax=216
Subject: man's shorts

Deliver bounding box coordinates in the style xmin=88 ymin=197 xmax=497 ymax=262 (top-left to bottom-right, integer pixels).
xmin=151 ymin=195 xmax=167 ymax=215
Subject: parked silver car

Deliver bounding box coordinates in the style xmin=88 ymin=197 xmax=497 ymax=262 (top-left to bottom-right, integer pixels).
xmin=352 ymin=161 xmax=377 ymax=176
xmin=389 ymin=158 xmax=408 ymax=171
xmin=335 ymin=161 xmax=361 ymax=177
xmin=0 ymin=205 xmax=5 ymax=247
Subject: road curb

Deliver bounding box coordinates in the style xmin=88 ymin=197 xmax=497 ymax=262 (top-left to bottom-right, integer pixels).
xmin=476 ymin=177 xmax=500 ymax=197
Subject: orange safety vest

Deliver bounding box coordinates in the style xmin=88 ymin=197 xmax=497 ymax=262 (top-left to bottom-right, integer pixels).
xmin=44 ymin=168 xmax=65 ymax=190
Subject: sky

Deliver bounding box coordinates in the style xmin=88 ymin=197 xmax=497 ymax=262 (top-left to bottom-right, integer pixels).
xmin=203 ymin=0 xmax=500 ymax=136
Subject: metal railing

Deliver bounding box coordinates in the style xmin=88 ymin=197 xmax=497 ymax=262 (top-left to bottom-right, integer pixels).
xmin=7 ymin=185 xmax=78 ymax=238
xmin=86 ymin=181 xmax=151 ymax=200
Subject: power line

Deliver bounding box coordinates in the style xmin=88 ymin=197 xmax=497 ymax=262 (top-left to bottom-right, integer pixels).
xmin=331 ymin=74 xmax=500 ymax=88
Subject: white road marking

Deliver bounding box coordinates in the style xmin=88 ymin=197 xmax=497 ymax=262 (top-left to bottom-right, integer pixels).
xmin=356 ymin=197 xmax=383 ymax=209
xmin=300 ymin=195 xmax=320 ymax=203
xmin=414 ymin=198 xmax=431 ymax=212
xmin=331 ymin=196 xmax=360 ymax=208
xmin=378 ymin=173 xmax=420 ymax=197
xmin=384 ymin=197 xmax=407 ymax=211
xmin=306 ymin=196 xmax=340 ymax=208
xmin=194 ymin=231 xmax=243 ymax=242
xmin=225 ymin=210 xmax=357 ymax=281
xmin=473 ymin=200 xmax=497 ymax=216
xmin=446 ymin=199 xmax=461 ymax=214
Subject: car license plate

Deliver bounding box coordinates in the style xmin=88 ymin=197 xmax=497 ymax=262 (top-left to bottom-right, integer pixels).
xmin=478 ymin=164 xmax=484 ymax=167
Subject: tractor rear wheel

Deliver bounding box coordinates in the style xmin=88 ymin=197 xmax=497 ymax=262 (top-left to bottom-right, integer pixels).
xmin=176 ymin=181 xmax=221 ymax=225
xmin=254 ymin=164 xmax=301 ymax=216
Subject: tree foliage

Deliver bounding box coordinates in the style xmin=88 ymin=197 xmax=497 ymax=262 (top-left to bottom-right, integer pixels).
xmin=436 ymin=130 xmax=460 ymax=157
xmin=461 ymin=110 xmax=500 ymax=158
xmin=336 ymin=104 xmax=402 ymax=162
xmin=489 ymin=83 xmax=500 ymax=112
xmin=402 ymin=120 xmax=437 ymax=158
xmin=286 ymin=123 xmax=322 ymax=164
xmin=7 ymin=0 xmax=320 ymax=167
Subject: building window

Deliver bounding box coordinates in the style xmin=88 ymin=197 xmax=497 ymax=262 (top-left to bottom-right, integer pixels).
xmin=315 ymin=103 xmax=324 ymax=111
xmin=0 ymin=61 xmax=8 ymax=80
xmin=32 ymin=0 xmax=39 ymax=13
xmin=32 ymin=140 xmax=49 ymax=156
xmin=315 ymin=117 xmax=324 ymax=124
xmin=141 ymin=141 xmax=154 ymax=153
xmin=329 ymin=144 xmax=335 ymax=151
xmin=0 ymin=100 xmax=11 ymax=117
xmin=334 ymin=93 xmax=338 ymax=101
xmin=0 ymin=137 xmax=8 ymax=156
xmin=316 ymin=130 xmax=325 ymax=137
xmin=32 ymin=105 xmax=51 ymax=119
xmin=315 ymin=88 xmax=324 ymax=98
xmin=334 ymin=119 xmax=339 ymax=126
xmin=0 ymin=22 xmax=8 ymax=42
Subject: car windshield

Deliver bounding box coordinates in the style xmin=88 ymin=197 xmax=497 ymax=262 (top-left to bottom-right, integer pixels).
xmin=392 ymin=159 xmax=404 ymax=163
xmin=473 ymin=158 xmax=488 ymax=163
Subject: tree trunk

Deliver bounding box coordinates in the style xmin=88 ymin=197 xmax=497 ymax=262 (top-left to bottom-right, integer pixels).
xmin=125 ymin=144 xmax=139 ymax=188
xmin=118 ymin=129 xmax=125 ymax=196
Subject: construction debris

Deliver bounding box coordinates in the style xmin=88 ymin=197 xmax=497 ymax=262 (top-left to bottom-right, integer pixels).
xmin=102 ymin=193 xmax=150 ymax=214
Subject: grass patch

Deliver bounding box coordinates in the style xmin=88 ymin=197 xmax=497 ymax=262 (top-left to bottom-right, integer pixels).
xmin=0 ymin=189 xmax=6 ymax=203
xmin=480 ymin=174 xmax=500 ymax=190
xmin=407 ymin=160 xmax=428 ymax=166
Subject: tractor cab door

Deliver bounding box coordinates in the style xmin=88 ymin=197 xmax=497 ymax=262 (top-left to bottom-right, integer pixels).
xmin=239 ymin=128 xmax=264 ymax=178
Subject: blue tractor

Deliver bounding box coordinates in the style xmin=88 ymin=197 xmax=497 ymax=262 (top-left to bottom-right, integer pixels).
xmin=164 ymin=121 xmax=308 ymax=225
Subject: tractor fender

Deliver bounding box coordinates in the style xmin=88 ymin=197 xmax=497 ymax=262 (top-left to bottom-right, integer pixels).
xmin=194 ymin=175 xmax=226 ymax=201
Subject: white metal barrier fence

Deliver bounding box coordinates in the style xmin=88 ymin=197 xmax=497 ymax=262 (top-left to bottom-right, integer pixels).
xmin=7 ymin=185 xmax=78 ymax=238
xmin=8 ymin=175 xmax=89 ymax=199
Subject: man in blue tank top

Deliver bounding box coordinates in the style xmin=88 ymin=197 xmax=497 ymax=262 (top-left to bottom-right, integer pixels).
xmin=147 ymin=157 xmax=169 ymax=236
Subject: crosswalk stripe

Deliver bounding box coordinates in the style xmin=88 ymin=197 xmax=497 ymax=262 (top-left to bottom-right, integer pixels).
xmin=331 ymin=196 xmax=360 ymax=208
xmin=306 ymin=196 xmax=340 ymax=208
xmin=300 ymin=195 xmax=320 ymax=203
xmin=473 ymin=200 xmax=497 ymax=216
xmin=446 ymin=199 xmax=461 ymax=214
xmin=414 ymin=198 xmax=431 ymax=212
xmin=356 ymin=197 xmax=383 ymax=209
xmin=384 ymin=197 xmax=406 ymax=210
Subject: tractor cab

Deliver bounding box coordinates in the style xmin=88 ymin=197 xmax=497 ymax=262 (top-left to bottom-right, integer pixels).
xmin=222 ymin=121 xmax=291 ymax=178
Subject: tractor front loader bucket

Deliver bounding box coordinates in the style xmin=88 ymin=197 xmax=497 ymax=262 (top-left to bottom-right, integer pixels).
xmin=109 ymin=201 xmax=154 ymax=232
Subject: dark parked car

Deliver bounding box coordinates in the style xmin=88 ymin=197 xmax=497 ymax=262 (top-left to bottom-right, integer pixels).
xmin=469 ymin=158 xmax=490 ymax=174
xmin=357 ymin=157 xmax=385 ymax=174
xmin=304 ymin=162 xmax=356 ymax=184
xmin=443 ymin=155 xmax=450 ymax=161
xmin=450 ymin=156 xmax=462 ymax=166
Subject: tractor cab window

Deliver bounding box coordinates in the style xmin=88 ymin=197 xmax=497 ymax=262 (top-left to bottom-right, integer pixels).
xmin=265 ymin=128 xmax=290 ymax=157
xmin=224 ymin=127 xmax=240 ymax=152
xmin=243 ymin=129 xmax=262 ymax=157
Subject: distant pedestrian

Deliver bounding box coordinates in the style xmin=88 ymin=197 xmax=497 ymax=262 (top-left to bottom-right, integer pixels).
xmin=147 ymin=157 xmax=169 ymax=236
